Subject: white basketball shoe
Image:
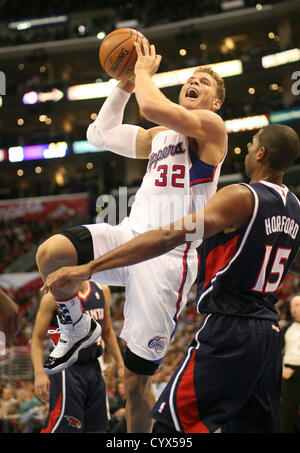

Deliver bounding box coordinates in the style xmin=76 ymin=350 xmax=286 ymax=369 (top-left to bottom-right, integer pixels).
xmin=44 ymin=312 xmax=101 ymax=375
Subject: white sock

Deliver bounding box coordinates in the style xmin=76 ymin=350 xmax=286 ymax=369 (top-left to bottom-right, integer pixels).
xmin=55 ymin=293 xmax=83 ymax=325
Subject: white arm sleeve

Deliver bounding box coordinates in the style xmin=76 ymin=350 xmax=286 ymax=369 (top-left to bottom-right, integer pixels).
xmin=86 ymin=86 xmax=139 ymax=158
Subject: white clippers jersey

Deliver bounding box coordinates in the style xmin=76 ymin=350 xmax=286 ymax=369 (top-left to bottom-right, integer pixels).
xmin=128 ymin=129 xmax=226 ymax=249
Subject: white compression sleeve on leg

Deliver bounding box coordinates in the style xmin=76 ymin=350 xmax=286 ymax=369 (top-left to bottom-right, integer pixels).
xmin=86 ymin=86 xmax=139 ymax=158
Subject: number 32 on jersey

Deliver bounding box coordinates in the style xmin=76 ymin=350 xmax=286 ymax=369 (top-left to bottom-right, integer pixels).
xmin=155 ymin=165 xmax=185 ymax=188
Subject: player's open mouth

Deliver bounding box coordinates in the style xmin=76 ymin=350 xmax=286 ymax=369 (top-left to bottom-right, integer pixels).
xmin=185 ymin=87 xmax=199 ymax=99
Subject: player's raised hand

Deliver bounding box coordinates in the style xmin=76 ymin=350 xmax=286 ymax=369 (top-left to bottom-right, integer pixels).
xmin=134 ymin=38 xmax=162 ymax=77
xmin=41 ymin=263 xmax=93 ymax=294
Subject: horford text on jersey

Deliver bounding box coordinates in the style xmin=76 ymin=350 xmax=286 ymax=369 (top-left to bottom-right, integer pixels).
xmin=265 ymin=216 xmax=299 ymax=239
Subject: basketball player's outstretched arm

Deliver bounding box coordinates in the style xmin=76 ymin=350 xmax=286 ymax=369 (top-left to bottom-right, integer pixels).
xmin=31 ymin=293 xmax=56 ymax=402
xmin=41 ymin=185 xmax=254 ymax=293
xmin=100 ymin=285 xmax=124 ymax=380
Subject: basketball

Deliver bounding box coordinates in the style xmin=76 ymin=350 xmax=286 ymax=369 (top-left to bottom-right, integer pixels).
xmin=99 ymin=28 xmax=145 ymax=80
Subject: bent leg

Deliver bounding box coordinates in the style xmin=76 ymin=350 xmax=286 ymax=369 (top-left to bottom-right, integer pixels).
xmin=36 ymin=233 xmax=79 ymax=300
xmin=37 ymin=228 xmax=101 ymax=374
xmin=124 ymin=366 xmax=156 ymax=433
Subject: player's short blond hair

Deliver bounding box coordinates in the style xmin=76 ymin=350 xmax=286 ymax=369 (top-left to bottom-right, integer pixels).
xmin=194 ymin=66 xmax=226 ymax=105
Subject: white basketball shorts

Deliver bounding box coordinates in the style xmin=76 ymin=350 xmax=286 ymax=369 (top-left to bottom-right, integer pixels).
xmin=84 ymin=218 xmax=198 ymax=363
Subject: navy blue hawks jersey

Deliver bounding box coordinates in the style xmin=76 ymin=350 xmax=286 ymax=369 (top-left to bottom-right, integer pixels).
xmin=50 ymin=281 xmax=105 ymax=363
xmin=196 ymin=181 xmax=300 ymax=321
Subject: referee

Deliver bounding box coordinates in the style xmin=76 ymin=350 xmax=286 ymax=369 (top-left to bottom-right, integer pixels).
xmin=280 ymin=294 xmax=300 ymax=433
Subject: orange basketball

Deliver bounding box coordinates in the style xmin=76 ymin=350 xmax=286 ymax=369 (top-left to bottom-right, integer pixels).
xmin=99 ymin=28 xmax=145 ymax=80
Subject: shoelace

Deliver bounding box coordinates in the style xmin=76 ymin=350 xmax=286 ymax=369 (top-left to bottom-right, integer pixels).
xmin=47 ymin=328 xmax=60 ymax=335
xmin=48 ymin=315 xmax=72 ymax=343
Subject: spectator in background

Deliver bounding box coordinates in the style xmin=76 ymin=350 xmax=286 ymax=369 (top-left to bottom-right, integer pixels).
xmin=109 ymin=380 xmax=127 ymax=433
xmin=280 ymin=294 xmax=300 ymax=433
xmin=110 ymin=294 xmax=125 ymax=337
xmin=1 ymin=384 xmax=41 ymax=433
xmin=0 ymin=387 xmax=18 ymax=433
xmin=0 ymin=379 xmax=50 ymax=433
xmin=0 ymin=387 xmax=18 ymax=419
xmin=17 ymin=401 xmax=49 ymax=433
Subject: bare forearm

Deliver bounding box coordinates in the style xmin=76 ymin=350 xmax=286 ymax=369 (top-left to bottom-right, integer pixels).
xmin=0 ymin=289 xmax=19 ymax=317
xmin=31 ymin=340 xmax=46 ymax=375
xmin=102 ymin=329 xmax=123 ymax=368
xmin=135 ymin=71 xmax=170 ymax=115
xmin=90 ymin=229 xmax=185 ymax=275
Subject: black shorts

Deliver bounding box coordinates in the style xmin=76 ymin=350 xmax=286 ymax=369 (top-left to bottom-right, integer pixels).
xmin=41 ymin=360 xmax=109 ymax=433
xmin=151 ymin=313 xmax=283 ymax=433
xmin=125 ymin=347 xmax=159 ymax=376
xmin=60 ymin=226 xmax=94 ymax=265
